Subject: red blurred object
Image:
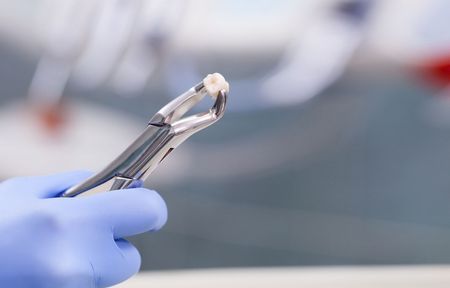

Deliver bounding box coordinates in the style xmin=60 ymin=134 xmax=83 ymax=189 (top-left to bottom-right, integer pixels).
xmin=32 ymin=101 xmax=67 ymax=135
xmin=419 ymin=54 xmax=450 ymax=88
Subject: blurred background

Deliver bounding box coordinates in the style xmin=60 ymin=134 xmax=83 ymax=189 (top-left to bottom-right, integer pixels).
xmin=1 ymin=0 xmax=450 ymax=271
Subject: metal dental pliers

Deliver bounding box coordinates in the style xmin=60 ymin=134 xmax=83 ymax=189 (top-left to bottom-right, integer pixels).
xmin=62 ymin=77 xmax=227 ymax=197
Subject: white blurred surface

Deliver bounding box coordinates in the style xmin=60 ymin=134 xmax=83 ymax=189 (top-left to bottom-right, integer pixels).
xmin=0 ymin=100 xmax=141 ymax=178
xmin=114 ymin=265 xmax=450 ymax=288
xmin=368 ymin=0 xmax=450 ymax=63
xmin=114 ymin=266 xmax=450 ymax=288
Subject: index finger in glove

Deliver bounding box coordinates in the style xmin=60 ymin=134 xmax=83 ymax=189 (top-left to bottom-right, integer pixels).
xmin=0 ymin=171 xmax=92 ymax=198
xmin=75 ymin=187 xmax=167 ymax=239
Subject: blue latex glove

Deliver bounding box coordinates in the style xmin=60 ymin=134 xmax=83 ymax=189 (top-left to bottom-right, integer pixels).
xmin=0 ymin=171 xmax=167 ymax=288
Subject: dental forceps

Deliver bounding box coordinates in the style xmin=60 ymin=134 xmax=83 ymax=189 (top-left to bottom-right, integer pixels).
xmin=62 ymin=75 xmax=227 ymax=197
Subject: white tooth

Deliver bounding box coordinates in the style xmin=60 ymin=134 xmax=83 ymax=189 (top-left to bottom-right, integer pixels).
xmin=203 ymin=73 xmax=229 ymax=98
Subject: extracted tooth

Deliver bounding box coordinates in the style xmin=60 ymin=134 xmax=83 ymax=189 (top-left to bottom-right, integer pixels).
xmin=203 ymin=73 xmax=229 ymax=98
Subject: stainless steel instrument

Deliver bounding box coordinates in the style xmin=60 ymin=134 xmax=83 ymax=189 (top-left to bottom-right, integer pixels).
xmin=63 ymin=75 xmax=228 ymax=197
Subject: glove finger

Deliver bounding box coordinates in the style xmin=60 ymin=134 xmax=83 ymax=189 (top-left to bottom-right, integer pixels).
xmin=93 ymin=239 xmax=141 ymax=287
xmin=0 ymin=171 xmax=92 ymax=198
xmin=78 ymin=188 xmax=167 ymax=238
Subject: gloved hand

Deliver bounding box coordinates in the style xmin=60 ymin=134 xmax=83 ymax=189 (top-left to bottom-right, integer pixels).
xmin=0 ymin=171 xmax=167 ymax=288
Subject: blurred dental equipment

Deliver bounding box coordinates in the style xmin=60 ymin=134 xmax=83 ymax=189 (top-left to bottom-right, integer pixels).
xmin=64 ymin=73 xmax=228 ymax=197
xmin=28 ymin=0 xmax=184 ymax=132
xmin=261 ymin=0 xmax=371 ymax=106
xmin=12 ymin=0 xmax=372 ymax=118
xmin=28 ymin=0 xmax=95 ymax=132
xmin=166 ymin=0 xmax=372 ymax=111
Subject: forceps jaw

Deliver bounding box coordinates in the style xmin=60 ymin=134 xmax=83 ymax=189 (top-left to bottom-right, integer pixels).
xmin=171 ymin=89 xmax=227 ymax=136
xmin=151 ymin=82 xmax=227 ymax=138
xmin=149 ymin=82 xmax=205 ymax=124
